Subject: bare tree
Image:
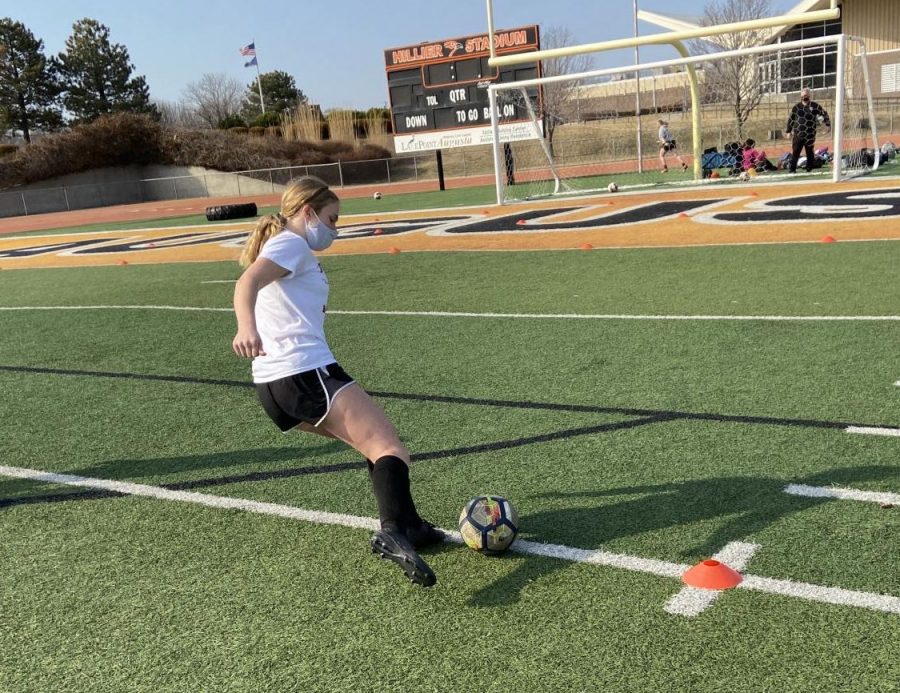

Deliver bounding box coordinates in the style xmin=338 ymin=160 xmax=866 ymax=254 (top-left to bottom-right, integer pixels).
xmin=154 ymin=98 xmax=204 ymax=128
xmin=181 ymin=72 xmax=244 ymax=128
xmin=539 ymin=26 xmax=594 ymax=153
xmin=693 ymin=0 xmax=773 ymax=139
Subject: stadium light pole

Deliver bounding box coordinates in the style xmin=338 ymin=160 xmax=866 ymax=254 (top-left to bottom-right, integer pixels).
xmin=634 ymin=0 xmax=643 ymax=173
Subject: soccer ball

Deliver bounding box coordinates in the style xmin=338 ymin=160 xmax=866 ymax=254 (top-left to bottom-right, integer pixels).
xmin=607 ymin=182 xmax=619 ymax=193
xmin=458 ymin=495 xmax=519 ymax=555
xmin=739 ymin=171 xmax=750 ymax=181
xmin=373 ymin=191 xmax=383 ymax=200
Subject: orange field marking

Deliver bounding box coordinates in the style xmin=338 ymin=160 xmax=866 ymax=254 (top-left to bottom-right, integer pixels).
xmin=1 ymin=178 xmax=899 ymax=270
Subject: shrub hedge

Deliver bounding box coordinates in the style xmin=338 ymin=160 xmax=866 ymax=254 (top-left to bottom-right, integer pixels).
xmin=0 ymin=112 xmax=392 ymax=189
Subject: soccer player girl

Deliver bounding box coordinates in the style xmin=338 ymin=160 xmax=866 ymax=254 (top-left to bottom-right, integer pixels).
xmin=232 ymin=176 xmax=443 ymax=587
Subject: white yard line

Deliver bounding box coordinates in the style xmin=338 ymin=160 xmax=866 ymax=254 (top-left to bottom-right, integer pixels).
xmin=1 ymin=305 xmax=899 ymax=321
xmin=785 ymin=483 xmax=900 ymax=505
xmin=845 ymin=426 xmax=900 ymax=438
xmin=664 ymin=541 xmax=760 ymax=617
xmin=0 ymin=464 xmax=378 ymax=531
xmin=0 ymin=305 xmax=232 ymax=312
xmin=1 ymin=464 xmax=898 ymax=616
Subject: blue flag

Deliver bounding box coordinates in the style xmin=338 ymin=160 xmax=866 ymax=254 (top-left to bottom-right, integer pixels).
xmin=244 ymin=56 xmax=257 ymax=68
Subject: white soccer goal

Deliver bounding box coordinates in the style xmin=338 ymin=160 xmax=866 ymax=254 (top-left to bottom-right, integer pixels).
xmin=489 ymin=34 xmax=880 ymax=203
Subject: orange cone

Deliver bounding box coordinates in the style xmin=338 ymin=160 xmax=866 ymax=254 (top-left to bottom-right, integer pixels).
xmin=820 ymin=235 xmax=836 ymax=243
xmin=516 ymin=219 xmax=527 ymax=226
xmin=116 ymin=260 xmax=128 ymax=266
xmin=579 ymin=243 xmax=593 ymax=250
xmin=677 ymin=212 xmax=689 ymax=219
xmin=482 ymin=210 xmax=490 ymax=215
xmin=388 ymin=247 xmax=401 ymax=254
xmin=681 ymin=559 xmax=742 ymax=590
xmin=373 ymin=228 xmax=383 ymax=235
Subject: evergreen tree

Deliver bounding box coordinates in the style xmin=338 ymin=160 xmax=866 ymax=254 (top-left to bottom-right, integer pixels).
xmin=241 ymin=70 xmax=306 ymax=120
xmin=0 ymin=18 xmax=63 ymax=142
xmin=57 ymin=18 xmax=158 ymax=123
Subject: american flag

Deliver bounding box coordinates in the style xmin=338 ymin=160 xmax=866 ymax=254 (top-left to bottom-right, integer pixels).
xmin=239 ymin=42 xmax=256 ymax=57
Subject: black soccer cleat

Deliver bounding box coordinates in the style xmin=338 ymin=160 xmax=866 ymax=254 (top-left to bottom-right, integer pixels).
xmin=407 ymin=519 xmax=445 ymax=549
xmin=370 ymin=528 xmax=436 ymax=587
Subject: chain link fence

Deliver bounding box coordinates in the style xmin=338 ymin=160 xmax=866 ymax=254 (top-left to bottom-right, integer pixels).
xmin=0 ymin=154 xmax=447 ymax=219
xmin=3 ymin=101 xmax=897 ymax=220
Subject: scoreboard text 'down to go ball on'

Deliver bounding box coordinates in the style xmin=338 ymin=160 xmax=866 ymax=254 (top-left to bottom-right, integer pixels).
xmin=384 ymin=26 xmax=543 ymax=153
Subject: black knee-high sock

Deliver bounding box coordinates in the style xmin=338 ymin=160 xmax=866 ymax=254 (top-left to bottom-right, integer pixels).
xmin=370 ymin=455 xmax=418 ymax=533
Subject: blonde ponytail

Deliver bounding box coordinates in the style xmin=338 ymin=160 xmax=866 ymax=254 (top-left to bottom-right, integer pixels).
xmin=238 ymin=176 xmax=338 ymax=268
xmin=239 ymin=214 xmax=285 ymax=268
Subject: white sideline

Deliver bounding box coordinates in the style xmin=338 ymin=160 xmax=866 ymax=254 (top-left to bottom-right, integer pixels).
xmin=785 ymin=483 xmax=900 ymax=505
xmin=845 ymin=426 xmax=900 ymax=438
xmin=1 ymin=304 xmax=900 ymax=322
xmin=1 ymin=464 xmax=899 ymax=616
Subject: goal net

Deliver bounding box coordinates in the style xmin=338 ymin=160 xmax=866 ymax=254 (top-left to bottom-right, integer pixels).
xmin=490 ymin=35 xmax=880 ymax=203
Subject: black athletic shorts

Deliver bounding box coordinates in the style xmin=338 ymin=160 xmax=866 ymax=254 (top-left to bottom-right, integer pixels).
xmin=255 ymin=362 xmax=355 ymax=431
xmin=664 ymin=140 xmax=677 ymax=151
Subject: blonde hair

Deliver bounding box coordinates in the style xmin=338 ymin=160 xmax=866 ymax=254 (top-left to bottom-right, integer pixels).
xmin=239 ymin=176 xmax=340 ymax=268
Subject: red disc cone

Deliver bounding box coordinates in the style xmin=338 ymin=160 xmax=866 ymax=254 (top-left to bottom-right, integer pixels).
xmin=388 ymin=247 xmax=401 ymax=254
xmin=681 ymin=559 xmax=742 ymax=590
xmin=820 ymin=235 xmax=836 ymax=243
xmin=372 ymin=228 xmax=383 ymax=235
xmin=579 ymin=243 xmax=593 ymax=250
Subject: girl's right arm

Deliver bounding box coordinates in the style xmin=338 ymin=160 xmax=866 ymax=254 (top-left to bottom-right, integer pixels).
xmin=232 ymin=258 xmax=289 ymax=358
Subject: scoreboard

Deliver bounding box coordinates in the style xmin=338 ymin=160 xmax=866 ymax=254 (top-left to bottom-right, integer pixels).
xmin=384 ymin=26 xmax=542 ymax=152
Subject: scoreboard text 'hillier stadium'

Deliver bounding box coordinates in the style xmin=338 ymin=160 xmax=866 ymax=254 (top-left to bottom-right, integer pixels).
xmin=384 ymin=26 xmax=543 ymax=153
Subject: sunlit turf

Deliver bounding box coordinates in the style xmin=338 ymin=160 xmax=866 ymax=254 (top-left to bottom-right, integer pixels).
xmin=0 ymin=243 xmax=898 ymax=691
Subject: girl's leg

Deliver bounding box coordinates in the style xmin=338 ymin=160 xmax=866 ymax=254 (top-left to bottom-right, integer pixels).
xmin=314 ymin=383 xmax=408 ymax=463
xmin=313 ymin=383 xmax=442 ymax=586
xmin=659 ymin=148 xmax=667 ymax=170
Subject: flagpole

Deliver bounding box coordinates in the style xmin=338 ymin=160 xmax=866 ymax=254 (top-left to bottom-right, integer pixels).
xmin=253 ymin=39 xmax=266 ymax=114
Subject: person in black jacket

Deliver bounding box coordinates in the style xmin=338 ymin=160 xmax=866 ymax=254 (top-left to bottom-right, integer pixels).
xmin=785 ymin=87 xmax=830 ymax=173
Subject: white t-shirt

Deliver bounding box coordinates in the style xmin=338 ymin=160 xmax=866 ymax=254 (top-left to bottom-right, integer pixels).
xmin=659 ymin=125 xmax=673 ymax=143
xmin=250 ymin=230 xmax=335 ymax=383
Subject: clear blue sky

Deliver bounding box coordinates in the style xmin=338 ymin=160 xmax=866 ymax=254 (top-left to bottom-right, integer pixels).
xmin=8 ymin=0 xmax=793 ymax=110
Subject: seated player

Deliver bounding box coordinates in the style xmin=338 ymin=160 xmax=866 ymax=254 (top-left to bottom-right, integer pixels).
xmin=742 ymin=139 xmax=777 ymax=173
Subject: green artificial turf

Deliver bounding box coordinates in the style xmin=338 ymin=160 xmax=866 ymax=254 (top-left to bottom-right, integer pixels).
xmin=0 ymin=244 xmax=898 ymax=692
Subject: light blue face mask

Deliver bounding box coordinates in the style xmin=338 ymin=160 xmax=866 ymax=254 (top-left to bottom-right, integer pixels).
xmin=306 ymin=209 xmax=338 ymax=251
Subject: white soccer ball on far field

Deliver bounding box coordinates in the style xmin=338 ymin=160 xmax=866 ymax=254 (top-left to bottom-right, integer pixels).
xmin=607 ymin=182 xmax=619 ymax=193
xmin=739 ymin=171 xmax=750 ymax=182
xmin=373 ymin=191 xmax=383 ymax=200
